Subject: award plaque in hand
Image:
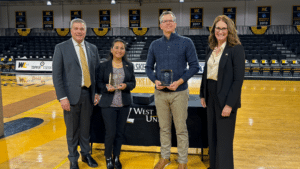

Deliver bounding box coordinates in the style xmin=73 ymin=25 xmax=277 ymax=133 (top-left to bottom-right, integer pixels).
xmin=160 ymin=69 xmax=173 ymax=86
xmin=109 ymin=73 xmax=120 ymax=88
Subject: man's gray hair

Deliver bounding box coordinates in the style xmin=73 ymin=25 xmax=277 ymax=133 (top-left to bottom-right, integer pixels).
xmin=159 ymin=11 xmax=176 ymax=24
xmin=70 ymin=18 xmax=87 ymax=30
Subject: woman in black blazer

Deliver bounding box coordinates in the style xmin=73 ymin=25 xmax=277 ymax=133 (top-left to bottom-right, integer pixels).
xmin=200 ymin=15 xmax=245 ymax=169
xmin=97 ymin=38 xmax=136 ymax=169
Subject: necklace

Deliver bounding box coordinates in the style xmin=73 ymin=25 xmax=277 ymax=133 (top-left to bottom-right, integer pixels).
xmin=113 ymin=60 xmax=123 ymax=68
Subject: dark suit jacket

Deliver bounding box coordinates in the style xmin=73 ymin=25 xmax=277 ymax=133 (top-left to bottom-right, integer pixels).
xmin=52 ymin=38 xmax=100 ymax=105
xmin=97 ymin=59 xmax=136 ymax=107
xmin=200 ymin=44 xmax=245 ymax=111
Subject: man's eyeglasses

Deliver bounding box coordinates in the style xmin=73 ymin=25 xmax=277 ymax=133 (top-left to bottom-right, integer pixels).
xmin=161 ymin=20 xmax=175 ymax=24
xmin=215 ymin=27 xmax=228 ymax=31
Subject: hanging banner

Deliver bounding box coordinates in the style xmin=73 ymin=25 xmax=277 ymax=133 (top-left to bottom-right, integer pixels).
xmin=292 ymin=6 xmax=300 ymax=26
xmin=190 ymin=8 xmax=203 ymax=29
xmin=71 ymin=10 xmax=82 ymax=20
xmin=257 ymin=6 xmax=271 ymax=26
xmin=55 ymin=28 xmax=70 ymax=36
xmin=158 ymin=8 xmax=171 ymax=26
xmin=17 ymin=28 xmax=31 ymax=36
xmin=99 ymin=10 xmax=111 ymax=28
xmin=250 ymin=26 xmax=269 ymax=35
xmin=92 ymin=28 xmax=110 ymax=36
xmin=131 ymin=27 xmax=149 ymax=36
xmin=15 ymin=11 xmax=27 ymax=28
xmin=43 ymin=10 xmax=54 ymax=30
xmin=129 ymin=9 xmax=141 ymax=28
xmin=223 ymin=7 xmax=236 ymax=24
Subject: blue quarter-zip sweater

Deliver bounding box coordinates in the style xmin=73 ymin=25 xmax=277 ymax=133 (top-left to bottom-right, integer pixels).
xmin=146 ymin=33 xmax=200 ymax=92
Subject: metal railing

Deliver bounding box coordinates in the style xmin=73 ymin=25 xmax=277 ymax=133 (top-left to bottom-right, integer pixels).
xmin=1 ymin=25 xmax=299 ymax=37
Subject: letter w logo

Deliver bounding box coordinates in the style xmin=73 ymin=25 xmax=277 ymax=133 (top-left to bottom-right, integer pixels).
xmin=18 ymin=62 xmax=26 ymax=68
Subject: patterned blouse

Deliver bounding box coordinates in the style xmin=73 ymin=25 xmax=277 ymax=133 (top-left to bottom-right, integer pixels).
xmin=110 ymin=67 xmax=125 ymax=107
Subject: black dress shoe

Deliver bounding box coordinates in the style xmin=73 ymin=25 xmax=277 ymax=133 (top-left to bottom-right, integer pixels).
xmin=106 ymin=157 xmax=114 ymax=169
xmin=82 ymin=154 xmax=98 ymax=168
xmin=70 ymin=161 xmax=79 ymax=169
xmin=114 ymin=156 xmax=122 ymax=169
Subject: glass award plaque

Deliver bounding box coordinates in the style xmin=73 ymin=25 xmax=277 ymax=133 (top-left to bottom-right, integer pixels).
xmin=109 ymin=73 xmax=120 ymax=88
xmin=160 ymin=69 xmax=173 ymax=86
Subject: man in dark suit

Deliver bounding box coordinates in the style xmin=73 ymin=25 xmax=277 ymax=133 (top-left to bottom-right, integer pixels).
xmin=52 ymin=18 xmax=100 ymax=169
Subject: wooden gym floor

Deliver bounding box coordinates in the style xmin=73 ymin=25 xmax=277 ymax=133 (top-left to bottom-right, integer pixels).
xmin=0 ymin=74 xmax=300 ymax=169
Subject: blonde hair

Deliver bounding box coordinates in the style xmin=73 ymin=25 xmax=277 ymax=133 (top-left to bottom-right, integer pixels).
xmin=208 ymin=15 xmax=241 ymax=50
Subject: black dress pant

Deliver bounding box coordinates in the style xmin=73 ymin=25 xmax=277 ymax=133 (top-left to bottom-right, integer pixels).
xmin=206 ymin=79 xmax=237 ymax=169
xmin=63 ymin=87 xmax=93 ymax=162
xmin=101 ymin=106 xmax=130 ymax=157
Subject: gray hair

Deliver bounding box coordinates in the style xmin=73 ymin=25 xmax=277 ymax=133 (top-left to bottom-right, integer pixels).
xmin=159 ymin=11 xmax=176 ymax=24
xmin=70 ymin=18 xmax=87 ymax=30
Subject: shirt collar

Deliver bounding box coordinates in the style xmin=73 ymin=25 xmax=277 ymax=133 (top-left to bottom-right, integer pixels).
xmin=163 ymin=32 xmax=178 ymax=41
xmin=214 ymin=41 xmax=227 ymax=51
xmin=71 ymin=38 xmax=85 ymax=47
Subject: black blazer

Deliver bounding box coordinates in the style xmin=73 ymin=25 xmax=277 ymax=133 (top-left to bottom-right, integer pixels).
xmin=200 ymin=44 xmax=245 ymax=111
xmin=97 ymin=59 xmax=136 ymax=107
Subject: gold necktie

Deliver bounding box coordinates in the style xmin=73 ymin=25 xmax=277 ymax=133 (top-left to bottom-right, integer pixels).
xmin=78 ymin=43 xmax=91 ymax=88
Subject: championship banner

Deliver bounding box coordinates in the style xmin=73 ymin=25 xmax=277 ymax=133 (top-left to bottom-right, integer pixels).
xmin=15 ymin=60 xmax=52 ymax=72
xmin=292 ymin=6 xmax=300 ymax=26
xmin=99 ymin=10 xmax=111 ymax=27
xmin=129 ymin=9 xmax=141 ymax=28
xmin=71 ymin=10 xmax=82 ymax=20
xmin=190 ymin=8 xmax=203 ymax=29
xmin=43 ymin=10 xmax=54 ymax=30
xmin=257 ymin=6 xmax=271 ymax=26
xmin=15 ymin=11 xmax=26 ymax=28
xmin=158 ymin=8 xmax=171 ymax=26
xmin=223 ymin=7 xmax=236 ymax=24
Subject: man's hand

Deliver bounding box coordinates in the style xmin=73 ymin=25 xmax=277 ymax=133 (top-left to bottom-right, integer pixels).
xmin=155 ymin=80 xmax=166 ymax=90
xmin=167 ymin=79 xmax=184 ymax=91
xmin=60 ymin=98 xmax=70 ymax=111
xmin=94 ymin=94 xmax=100 ymax=106
xmin=222 ymin=105 xmax=232 ymax=117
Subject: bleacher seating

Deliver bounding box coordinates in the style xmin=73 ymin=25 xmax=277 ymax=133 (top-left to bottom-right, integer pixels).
xmin=0 ymin=34 xmax=300 ymax=77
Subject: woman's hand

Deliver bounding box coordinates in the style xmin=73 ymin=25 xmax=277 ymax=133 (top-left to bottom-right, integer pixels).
xmin=106 ymin=84 xmax=115 ymax=92
xmin=117 ymin=83 xmax=127 ymax=90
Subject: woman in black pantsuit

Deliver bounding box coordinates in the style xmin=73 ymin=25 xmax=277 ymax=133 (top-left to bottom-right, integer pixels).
xmin=97 ymin=38 xmax=136 ymax=169
xmin=200 ymin=15 xmax=245 ymax=169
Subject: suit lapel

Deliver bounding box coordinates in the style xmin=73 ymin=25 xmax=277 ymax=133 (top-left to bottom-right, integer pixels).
xmin=67 ymin=39 xmax=80 ymax=67
xmin=205 ymin=50 xmax=213 ymax=63
xmin=108 ymin=59 xmax=113 ymax=75
xmin=217 ymin=44 xmax=230 ymax=93
xmin=122 ymin=60 xmax=130 ymax=82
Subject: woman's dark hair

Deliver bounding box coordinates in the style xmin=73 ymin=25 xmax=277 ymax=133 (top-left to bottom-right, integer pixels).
xmin=107 ymin=38 xmax=129 ymax=62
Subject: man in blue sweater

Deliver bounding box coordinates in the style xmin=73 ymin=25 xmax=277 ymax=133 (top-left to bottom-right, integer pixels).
xmin=146 ymin=11 xmax=200 ymax=169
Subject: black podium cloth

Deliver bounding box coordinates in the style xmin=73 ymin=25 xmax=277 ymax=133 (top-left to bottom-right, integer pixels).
xmin=90 ymin=94 xmax=208 ymax=149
